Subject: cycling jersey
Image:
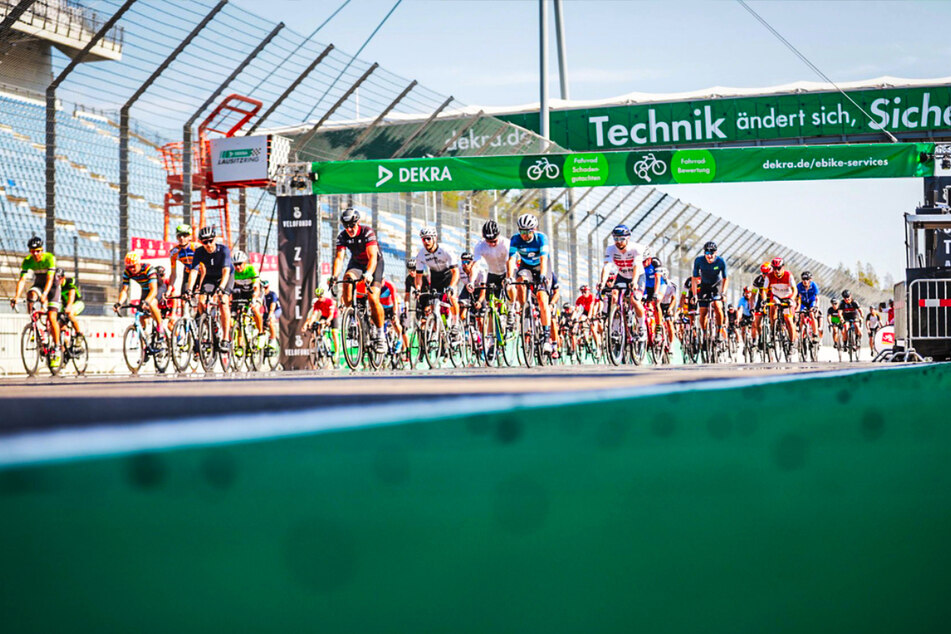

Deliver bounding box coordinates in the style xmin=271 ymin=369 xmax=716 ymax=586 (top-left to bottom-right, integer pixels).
xmin=407 ymin=272 xmax=430 ymax=295
xmin=60 ymin=277 xmax=81 ymax=304
xmin=233 ymin=264 xmax=260 ymax=295
xmin=767 ymin=269 xmax=795 ymax=300
xmin=643 ymin=257 xmax=662 ymax=288
xmin=867 ymin=311 xmax=881 ymax=329
xmin=473 ymin=238 xmax=510 ymax=275
xmin=263 ymin=290 xmax=282 ymax=317
xmin=661 ymin=282 xmax=677 ymax=305
xmin=122 ymin=264 xmax=157 ymax=290
xmin=827 ymin=306 xmax=842 ymax=324
xmin=20 ymin=252 xmax=56 ymax=289
xmin=797 ymin=280 xmax=819 ymax=308
xmin=193 ymin=243 xmax=234 ymax=282
xmin=737 ymin=296 xmax=753 ymax=317
xmin=169 ymin=242 xmax=197 ymax=271
xmin=576 ymin=293 xmax=596 ymax=313
xmin=604 ymin=241 xmax=646 ymax=279
xmin=379 ymin=279 xmax=397 ymax=309
xmin=509 ymin=231 xmax=550 ymax=268
xmin=335 ymin=224 xmax=378 ymax=267
xmin=415 ymin=246 xmax=457 ymax=274
xmin=840 ymin=300 xmax=860 ymax=320
xmin=692 ymin=255 xmax=727 ymax=286
xmin=312 ymin=296 xmax=337 ymax=319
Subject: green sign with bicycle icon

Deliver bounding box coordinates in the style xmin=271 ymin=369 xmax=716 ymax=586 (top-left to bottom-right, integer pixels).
xmin=310 ymin=142 xmax=933 ymax=195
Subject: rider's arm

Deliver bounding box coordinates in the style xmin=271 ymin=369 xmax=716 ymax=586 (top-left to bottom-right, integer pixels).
xmin=449 ymin=265 xmax=460 ymax=289
xmin=538 ymin=253 xmax=548 ymax=279
xmin=365 ymin=244 xmax=380 ymax=278
xmin=12 ymin=275 xmax=27 ymax=303
xmin=218 ymin=252 xmax=232 ymax=291
xmin=169 ymin=251 xmax=179 ymax=290
xmin=41 ymin=263 xmax=55 ymax=299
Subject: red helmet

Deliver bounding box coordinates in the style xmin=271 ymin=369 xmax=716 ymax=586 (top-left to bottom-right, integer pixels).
xmin=760 ymin=262 xmax=771 ymax=275
xmin=771 ymin=257 xmax=784 ymax=269
xmin=743 ymin=285 xmax=751 ymax=294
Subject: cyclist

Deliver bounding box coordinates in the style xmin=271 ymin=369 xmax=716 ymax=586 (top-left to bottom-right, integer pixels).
xmin=866 ymin=303 xmax=882 ymax=355
xmin=56 ymin=268 xmax=84 ymax=338
xmin=658 ymin=276 xmax=677 ymax=344
xmin=574 ymin=284 xmax=601 ymax=350
xmin=472 ymin=219 xmax=514 ymax=324
xmin=154 ymin=265 xmax=173 ymax=324
xmin=600 ymin=224 xmax=647 ymax=338
xmin=691 ymin=240 xmax=728 ymax=343
xmin=404 ymin=258 xmax=419 ymax=308
xmin=642 ymin=254 xmax=669 ymax=339
xmin=726 ymin=303 xmax=738 ymax=336
xmin=231 ymin=250 xmax=266 ymax=345
xmin=736 ymin=286 xmax=755 ymax=345
xmin=329 ymin=208 xmax=387 ymax=352
xmin=415 ymin=226 xmax=460 ymax=335
xmin=11 ymin=236 xmax=62 ymax=366
xmin=838 ymin=290 xmax=864 ymax=353
xmin=378 ymin=277 xmax=407 ymax=353
xmin=765 ymin=257 xmax=797 ymax=346
xmin=115 ymin=251 xmax=166 ymax=338
xmin=169 ymin=223 xmax=197 ymax=298
xmin=302 ymin=286 xmax=339 ymax=361
xmin=887 ymin=299 xmax=895 ymax=326
xmin=458 ymin=251 xmax=481 ymax=322
xmin=750 ymin=262 xmax=771 ymax=340
xmin=796 ymin=270 xmax=820 ymax=343
xmin=260 ymin=279 xmax=281 ymax=352
xmin=507 ymin=213 xmax=554 ymax=352
xmin=187 ymin=226 xmax=234 ymax=352
xmin=827 ymin=298 xmax=844 ymax=350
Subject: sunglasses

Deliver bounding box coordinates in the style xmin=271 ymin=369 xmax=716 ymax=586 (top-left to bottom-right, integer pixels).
xmin=201 ymin=239 xmax=214 ymax=245
xmin=343 ymin=222 xmax=357 ymax=229
xmin=704 ymin=250 xmax=716 ymax=255
xmin=422 ymin=236 xmax=435 ymax=242
xmin=30 ymin=248 xmax=42 ymax=254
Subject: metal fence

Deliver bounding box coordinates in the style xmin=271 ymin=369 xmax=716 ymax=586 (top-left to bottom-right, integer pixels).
xmin=0 ymin=0 xmax=888 ymax=308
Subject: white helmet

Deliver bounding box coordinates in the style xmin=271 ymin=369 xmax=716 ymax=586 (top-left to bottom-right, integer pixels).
xmin=232 ymin=249 xmax=248 ymax=266
xmin=517 ymin=213 xmax=538 ymax=231
xmin=419 ymin=226 xmax=437 ymax=239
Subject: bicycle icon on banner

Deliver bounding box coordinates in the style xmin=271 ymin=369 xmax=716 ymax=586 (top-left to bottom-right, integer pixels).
xmin=632 ymin=153 xmax=667 ymax=182
xmin=526 ymin=157 xmax=560 ymax=181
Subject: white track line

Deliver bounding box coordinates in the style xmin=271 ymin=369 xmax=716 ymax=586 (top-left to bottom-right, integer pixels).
xmin=0 ymin=364 xmax=923 ymax=467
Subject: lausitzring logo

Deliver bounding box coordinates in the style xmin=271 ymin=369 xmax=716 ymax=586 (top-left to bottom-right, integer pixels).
xmin=217 ymin=147 xmax=262 ymax=164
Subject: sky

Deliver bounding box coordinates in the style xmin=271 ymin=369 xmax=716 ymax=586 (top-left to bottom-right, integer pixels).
xmin=233 ymin=0 xmax=951 ymax=282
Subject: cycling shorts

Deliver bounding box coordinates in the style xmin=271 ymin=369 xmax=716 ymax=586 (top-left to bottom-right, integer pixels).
xmin=30 ymin=283 xmax=62 ymax=311
xmin=232 ymin=288 xmax=260 ymax=305
xmin=697 ymin=283 xmax=721 ymax=308
xmin=659 ymin=301 xmax=672 ymax=318
xmin=516 ymin=265 xmax=550 ymax=294
xmin=346 ymin=256 xmax=384 ymax=287
xmin=485 ymin=273 xmax=505 ymax=298
xmin=429 ymin=269 xmax=455 ymax=294
xmin=200 ymin=277 xmax=235 ymax=296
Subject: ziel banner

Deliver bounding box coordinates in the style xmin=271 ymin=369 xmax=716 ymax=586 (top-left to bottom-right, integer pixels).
xmin=277 ymin=194 xmax=317 ymax=370
xmin=310 ymin=143 xmax=934 ymax=195
xmin=498 ymin=84 xmax=951 ymax=151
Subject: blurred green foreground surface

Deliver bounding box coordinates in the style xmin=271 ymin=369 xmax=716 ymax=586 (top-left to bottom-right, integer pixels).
xmin=1 ymin=364 xmax=950 ymax=633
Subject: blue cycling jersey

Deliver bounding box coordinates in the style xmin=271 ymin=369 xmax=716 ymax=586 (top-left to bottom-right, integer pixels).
xmin=263 ymin=290 xmax=281 ymax=315
xmin=644 ymin=262 xmax=656 ymax=288
xmin=509 ymin=231 xmax=550 ymax=268
xmin=692 ymin=255 xmax=727 ymax=286
xmin=737 ymin=296 xmax=753 ymax=317
xmin=797 ymin=281 xmax=819 ymax=307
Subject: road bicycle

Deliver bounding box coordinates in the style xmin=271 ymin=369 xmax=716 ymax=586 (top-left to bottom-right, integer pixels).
xmin=15 ymin=296 xmax=76 ymax=376
xmin=796 ymin=308 xmax=819 ymax=363
xmin=195 ymin=291 xmax=232 ymax=372
xmin=308 ymin=319 xmax=337 ymax=370
xmin=57 ymin=312 xmax=89 ymax=375
xmin=510 ymin=280 xmax=553 ymax=367
xmin=603 ymin=281 xmax=645 ymax=366
xmin=843 ymin=320 xmax=862 ymax=362
xmin=169 ymin=295 xmax=201 ymax=373
xmin=416 ymin=290 xmax=464 ymax=369
xmin=645 ymin=302 xmax=671 ymax=365
xmin=117 ymin=302 xmax=170 ymax=375
xmin=765 ymin=300 xmax=795 ymax=363
xmin=335 ymin=279 xmax=386 ymax=371
xmin=475 ymin=284 xmax=518 ymax=367
xmin=230 ymin=298 xmax=265 ymax=372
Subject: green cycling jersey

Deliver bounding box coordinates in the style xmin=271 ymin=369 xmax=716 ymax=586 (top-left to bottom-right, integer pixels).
xmin=20 ymin=252 xmax=56 ymax=286
xmin=233 ymin=264 xmax=259 ymax=290
xmin=61 ymin=277 xmax=82 ymax=304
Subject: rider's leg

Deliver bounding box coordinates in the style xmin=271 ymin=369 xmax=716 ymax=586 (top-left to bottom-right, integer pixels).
xmin=785 ymin=311 xmax=796 ymax=342
xmin=713 ymin=300 xmax=725 ymax=337
xmin=368 ymin=287 xmax=385 ymax=328
xmin=48 ymin=309 xmax=61 ymax=348
xmin=146 ymin=298 xmax=164 ymax=334
xmin=252 ymin=304 xmax=264 ymax=334
xmin=537 ymin=289 xmax=550 ymax=328
xmin=220 ymin=295 xmax=232 ymax=342
xmin=699 ymin=306 xmax=708 ymax=331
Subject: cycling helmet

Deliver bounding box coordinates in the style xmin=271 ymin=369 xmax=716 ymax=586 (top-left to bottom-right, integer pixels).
xmin=771 ymin=256 xmax=784 ymax=269
xmin=742 ymin=285 xmax=751 ymax=294
xmin=760 ymin=262 xmax=771 ymax=275
xmin=341 ymin=207 xmax=359 ymax=226
xmin=261 ymin=279 xmax=269 ymax=288
xmin=313 ymin=287 xmax=324 ymax=299
xmin=842 ymin=289 xmax=851 ymax=299
xmin=801 ymin=270 xmax=812 ymax=280
xmin=461 ymin=251 xmax=473 ymax=261
xmin=407 ymin=258 xmax=416 ymax=269
xmin=155 ymin=265 xmax=166 ymax=278
xmin=419 ymin=226 xmax=437 ymax=239
xmin=124 ymin=251 xmax=141 ymax=269
xmin=198 ymin=226 xmax=216 ymax=241
xmin=830 ymin=297 xmax=839 ymax=305
xmin=517 ymin=213 xmax=538 ymax=231
xmin=580 ymin=284 xmax=590 ymax=292
xmin=482 ymin=220 xmax=500 ymax=240
xmin=175 ymin=224 xmax=192 ymax=237
xmin=27 ymin=236 xmax=42 ymax=250
xmin=232 ymin=249 xmax=248 ymax=266
xmin=703 ymin=241 xmax=718 ymax=252
xmin=54 ymin=267 xmax=65 ymax=278
xmin=612 ymin=224 xmax=631 ymax=238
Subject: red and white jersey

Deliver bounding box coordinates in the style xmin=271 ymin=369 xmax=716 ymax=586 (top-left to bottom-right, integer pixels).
xmin=767 ymin=269 xmax=795 ymax=300
xmin=604 ymin=241 xmax=646 ymax=278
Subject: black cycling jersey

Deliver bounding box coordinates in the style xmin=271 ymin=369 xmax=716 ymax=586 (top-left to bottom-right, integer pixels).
xmin=193 ymin=244 xmax=234 ymax=282
xmin=335 ymin=224 xmax=378 ymax=267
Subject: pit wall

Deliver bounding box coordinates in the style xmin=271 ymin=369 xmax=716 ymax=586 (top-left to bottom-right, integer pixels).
xmin=1 ymin=364 xmax=949 ymax=633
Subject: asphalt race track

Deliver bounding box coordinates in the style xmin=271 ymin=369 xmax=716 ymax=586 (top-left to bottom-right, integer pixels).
xmin=0 ymin=362 xmax=874 ymax=436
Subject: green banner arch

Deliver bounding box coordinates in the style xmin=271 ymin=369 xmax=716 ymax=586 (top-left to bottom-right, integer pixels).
xmin=311 ymin=142 xmax=934 ymax=195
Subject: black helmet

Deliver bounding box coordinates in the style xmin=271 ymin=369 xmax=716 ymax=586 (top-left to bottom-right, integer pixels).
xmin=155 ymin=265 xmax=166 ymax=277
xmin=482 ymin=220 xmax=500 ymax=240
xmin=703 ymin=241 xmax=717 ymax=253
xmin=842 ymin=289 xmax=851 ymax=299
xmin=830 ymin=297 xmax=839 ymax=304
xmin=54 ymin=267 xmax=65 ymax=278
xmin=27 ymin=236 xmax=42 ymax=250
xmin=461 ymin=251 xmax=473 ymax=261
xmin=801 ymin=271 xmax=812 ymax=280
xmin=341 ymin=207 xmax=359 ymax=226
xmin=198 ymin=226 xmax=216 ymax=241
xmin=407 ymin=258 xmax=416 ymax=269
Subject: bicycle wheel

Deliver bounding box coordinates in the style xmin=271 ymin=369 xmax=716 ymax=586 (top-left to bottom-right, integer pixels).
xmin=122 ymin=324 xmax=145 ymax=374
xmin=481 ymin=310 xmax=498 ymax=367
xmin=367 ymin=321 xmax=386 ymax=371
xmin=405 ymin=326 xmax=420 ymax=369
xmin=71 ymin=333 xmax=89 ymax=375
xmin=265 ymin=336 xmax=282 ymax=371
xmin=420 ymin=314 xmax=440 ymax=369
xmin=628 ymin=313 xmax=645 ymax=366
xmin=152 ymin=329 xmax=171 ymax=374
xmin=230 ymin=321 xmax=248 ymax=372
xmin=341 ymin=307 xmax=364 ymax=370
xmin=245 ymin=321 xmax=264 ymax=372
xmin=606 ymin=305 xmax=625 ymax=366
xmin=171 ymin=319 xmax=193 ymax=373
xmin=20 ymin=324 xmax=41 ymax=376
xmin=197 ymin=316 xmax=218 ymax=372
xmin=519 ymin=304 xmax=537 ymax=367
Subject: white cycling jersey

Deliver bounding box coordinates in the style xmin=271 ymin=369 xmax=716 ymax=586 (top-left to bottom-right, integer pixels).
xmin=604 ymin=241 xmax=647 ymax=279
xmin=662 ymin=282 xmax=677 ymax=304
xmin=415 ymin=245 xmax=456 ymax=274
xmin=459 ymin=268 xmax=485 ymax=292
xmin=472 ymin=238 xmax=510 ymax=276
